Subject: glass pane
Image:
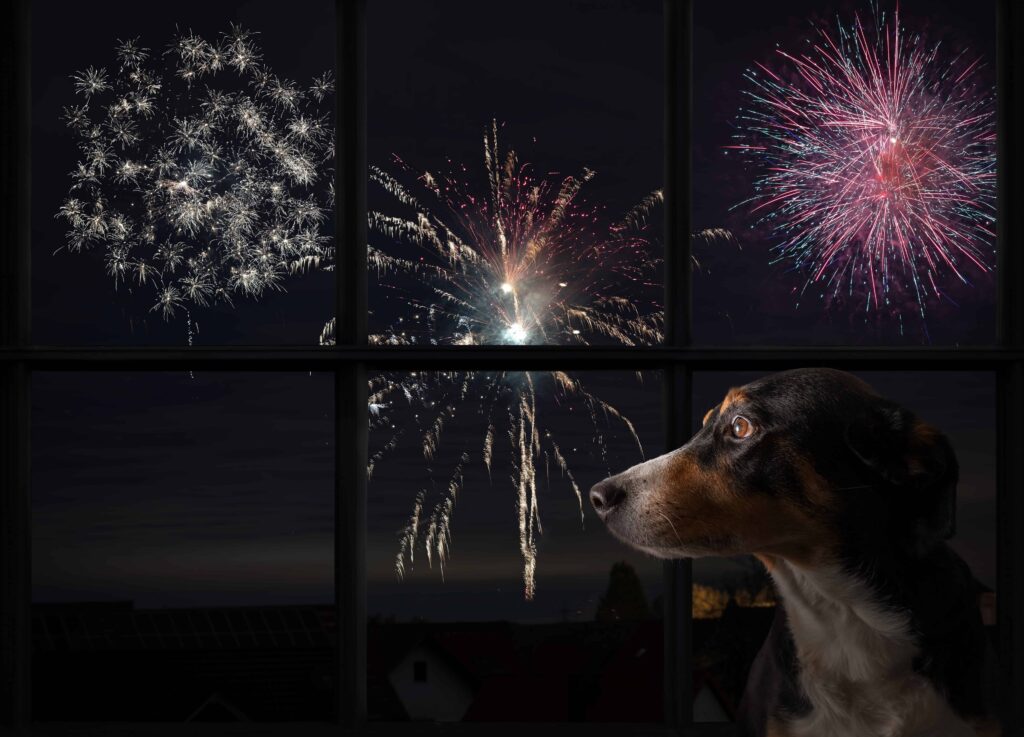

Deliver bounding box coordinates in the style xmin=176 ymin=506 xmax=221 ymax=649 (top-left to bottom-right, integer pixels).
xmin=32 ymin=372 xmax=334 ymax=721
xmin=367 ymin=370 xmax=664 ymax=722
xmin=32 ymin=1 xmax=335 ymax=345
xmin=692 ymin=0 xmax=996 ymax=345
xmin=366 ymin=0 xmax=664 ymax=347
xmin=690 ymin=371 xmax=997 ymax=722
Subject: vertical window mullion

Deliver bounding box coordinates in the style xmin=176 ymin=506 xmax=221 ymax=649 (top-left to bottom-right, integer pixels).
xmin=336 ymin=366 xmax=367 ymax=727
xmin=0 ymin=363 xmax=30 ymax=728
xmin=665 ymin=0 xmax=692 ymax=350
xmin=664 ymin=0 xmax=694 ymax=730
xmin=336 ymin=0 xmax=368 ymax=348
xmin=997 ymin=363 xmax=1023 ymax=732
xmin=996 ymin=0 xmax=1024 ymax=349
xmin=0 ymin=0 xmax=30 ymax=349
xmin=663 ymin=367 xmax=693 ymax=730
xmin=335 ymin=0 xmax=368 ymax=727
xmin=1 ymin=0 xmax=31 ymax=728
xmin=996 ymin=1 xmax=1024 ymax=732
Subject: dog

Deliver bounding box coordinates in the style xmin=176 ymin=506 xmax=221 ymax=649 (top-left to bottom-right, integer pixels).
xmin=590 ymin=368 xmax=998 ymax=737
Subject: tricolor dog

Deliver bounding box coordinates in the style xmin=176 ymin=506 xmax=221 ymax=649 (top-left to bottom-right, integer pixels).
xmin=590 ymin=368 xmax=998 ymax=737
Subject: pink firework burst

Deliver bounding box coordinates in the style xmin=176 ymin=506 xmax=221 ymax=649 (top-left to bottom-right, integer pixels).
xmin=728 ymin=6 xmax=996 ymax=323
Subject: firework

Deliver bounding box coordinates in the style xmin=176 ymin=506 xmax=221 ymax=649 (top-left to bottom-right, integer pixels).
xmin=57 ymin=26 xmax=335 ymax=323
xmin=358 ymin=122 xmax=663 ymax=598
xmin=366 ymin=121 xmax=663 ymax=348
xmin=728 ymin=6 xmax=995 ymax=322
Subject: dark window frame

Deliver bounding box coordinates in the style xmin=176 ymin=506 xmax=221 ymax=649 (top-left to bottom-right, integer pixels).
xmin=1 ymin=0 xmax=1022 ymax=735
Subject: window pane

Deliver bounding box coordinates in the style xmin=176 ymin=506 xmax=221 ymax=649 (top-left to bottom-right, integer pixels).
xmin=366 ymin=0 xmax=664 ymax=347
xmin=32 ymin=1 xmax=335 ymax=345
xmin=690 ymin=371 xmax=997 ymax=722
xmin=692 ymin=0 xmax=996 ymax=345
xmin=32 ymin=372 xmax=334 ymax=721
xmin=367 ymin=370 xmax=664 ymax=722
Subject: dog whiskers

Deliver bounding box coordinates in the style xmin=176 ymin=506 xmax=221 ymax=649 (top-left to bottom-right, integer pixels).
xmin=658 ymin=511 xmax=685 ymax=549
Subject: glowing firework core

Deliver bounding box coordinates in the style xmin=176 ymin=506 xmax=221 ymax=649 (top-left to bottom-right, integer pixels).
xmin=500 ymin=282 xmax=515 ymax=294
xmin=505 ymin=322 xmax=529 ymax=344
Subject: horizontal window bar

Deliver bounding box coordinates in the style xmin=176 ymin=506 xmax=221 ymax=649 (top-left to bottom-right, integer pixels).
xmin=16 ymin=723 xmax=735 ymax=737
xmin=0 ymin=346 xmax=1020 ymax=370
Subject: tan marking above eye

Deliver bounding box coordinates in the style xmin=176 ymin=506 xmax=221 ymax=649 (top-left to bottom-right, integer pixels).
xmin=731 ymin=415 xmax=754 ymax=439
xmin=720 ymin=388 xmax=746 ymax=413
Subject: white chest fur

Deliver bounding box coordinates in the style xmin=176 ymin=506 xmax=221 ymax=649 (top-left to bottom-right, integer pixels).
xmin=769 ymin=560 xmax=975 ymax=737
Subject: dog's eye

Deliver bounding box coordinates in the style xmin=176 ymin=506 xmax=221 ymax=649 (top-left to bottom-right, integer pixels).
xmin=731 ymin=416 xmax=754 ymax=439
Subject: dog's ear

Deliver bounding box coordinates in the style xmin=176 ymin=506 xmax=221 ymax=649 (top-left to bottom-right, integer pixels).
xmin=845 ymin=401 xmax=957 ymax=544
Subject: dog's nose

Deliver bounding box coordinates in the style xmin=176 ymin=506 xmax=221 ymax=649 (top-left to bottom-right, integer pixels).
xmin=590 ymin=478 xmax=626 ymax=517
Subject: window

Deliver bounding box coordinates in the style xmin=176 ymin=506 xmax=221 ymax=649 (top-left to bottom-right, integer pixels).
xmin=2 ymin=1 xmax=1022 ymax=736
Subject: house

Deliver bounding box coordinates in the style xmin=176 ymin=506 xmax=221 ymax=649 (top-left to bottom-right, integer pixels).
xmin=387 ymin=638 xmax=476 ymax=721
xmin=693 ymin=671 xmax=732 ymax=722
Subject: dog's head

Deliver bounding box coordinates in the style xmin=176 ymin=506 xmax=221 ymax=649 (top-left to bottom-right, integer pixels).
xmin=590 ymin=368 xmax=957 ymax=565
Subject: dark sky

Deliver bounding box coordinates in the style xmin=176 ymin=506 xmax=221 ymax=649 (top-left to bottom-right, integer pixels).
xmin=30 ymin=0 xmax=996 ymax=623
xmin=32 ymin=372 xmax=335 ymax=608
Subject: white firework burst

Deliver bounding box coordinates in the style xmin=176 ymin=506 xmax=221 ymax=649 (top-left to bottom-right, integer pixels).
xmin=56 ymin=25 xmax=335 ymax=323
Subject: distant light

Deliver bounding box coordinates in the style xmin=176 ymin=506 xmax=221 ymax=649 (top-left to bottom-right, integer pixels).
xmin=501 ymin=282 xmax=514 ymax=294
xmin=505 ymin=322 xmax=528 ymax=343
xmin=889 ymin=136 xmax=898 ymax=144
xmin=572 ymin=329 xmax=581 ymax=335
xmin=558 ymin=281 xmax=568 ymax=288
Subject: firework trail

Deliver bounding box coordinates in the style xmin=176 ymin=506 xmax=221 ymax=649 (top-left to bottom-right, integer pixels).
xmin=353 ymin=122 xmax=663 ymax=598
xmin=57 ymin=26 xmax=335 ymax=323
xmin=728 ymin=5 xmax=995 ymax=323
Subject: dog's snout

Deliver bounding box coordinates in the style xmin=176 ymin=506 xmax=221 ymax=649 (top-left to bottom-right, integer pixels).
xmin=590 ymin=478 xmax=626 ymax=517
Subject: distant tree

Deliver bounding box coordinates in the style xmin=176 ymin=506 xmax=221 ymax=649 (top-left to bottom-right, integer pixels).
xmin=595 ymin=561 xmax=650 ymax=621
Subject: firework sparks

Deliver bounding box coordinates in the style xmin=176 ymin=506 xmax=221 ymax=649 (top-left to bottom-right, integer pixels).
xmin=360 ymin=122 xmax=663 ymax=598
xmin=56 ymin=26 xmax=335 ymax=323
xmin=367 ymin=121 xmax=663 ymax=348
xmin=728 ymin=6 xmax=995 ymax=324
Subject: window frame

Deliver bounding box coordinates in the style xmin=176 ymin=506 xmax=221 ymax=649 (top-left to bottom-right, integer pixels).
xmin=1 ymin=0 xmax=1022 ymax=734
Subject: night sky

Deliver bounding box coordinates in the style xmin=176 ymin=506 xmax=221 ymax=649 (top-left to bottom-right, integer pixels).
xmin=32 ymin=372 xmax=335 ymax=608
xmin=30 ymin=0 xmax=996 ymax=627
